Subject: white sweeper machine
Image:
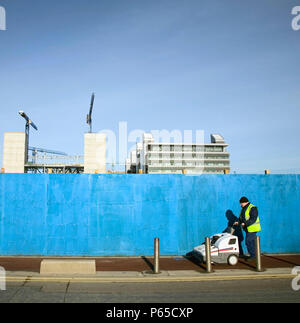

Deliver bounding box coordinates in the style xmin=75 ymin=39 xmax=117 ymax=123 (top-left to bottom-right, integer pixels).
xmin=193 ymin=227 xmax=240 ymax=266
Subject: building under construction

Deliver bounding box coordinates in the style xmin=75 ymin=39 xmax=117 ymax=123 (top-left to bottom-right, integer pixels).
xmin=1 ymin=99 xmax=106 ymax=174
xmin=2 ymin=100 xmax=229 ymax=175
xmin=2 ymin=132 xmax=106 ymax=174
xmin=126 ymin=133 xmax=230 ymax=175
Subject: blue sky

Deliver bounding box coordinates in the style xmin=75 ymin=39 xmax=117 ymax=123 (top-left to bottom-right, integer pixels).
xmin=0 ymin=0 xmax=300 ymax=172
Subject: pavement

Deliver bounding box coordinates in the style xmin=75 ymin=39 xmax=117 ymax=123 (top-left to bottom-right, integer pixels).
xmin=0 ymin=254 xmax=299 ymax=283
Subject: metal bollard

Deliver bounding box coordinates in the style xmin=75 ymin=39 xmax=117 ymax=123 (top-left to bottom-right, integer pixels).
xmin=255 ymin=236 xmax=263 ymax=272
xmin=154 ymin=238 xmax=160 ymax=274
xmin=205 ymin=237 xmax=212 ymax=273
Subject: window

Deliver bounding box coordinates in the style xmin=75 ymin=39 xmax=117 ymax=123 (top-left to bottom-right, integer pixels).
xmin=229 ymin=239 xmax=236 ymax=245
xmin=196 ymin=146 xmax=204 ymax=152
xmin=162 ymin=145 xmax=170 ymax=152
xmin=183 ymin=146 xmax=192 ymax=152
xmin=174 ymin=145 xmax=182 ymax=152
xmin=214 ymin=147 xmax=223 ymax=152
xmin=152 ymin=146 xmax=159 ymax=152
xmin=211 ymin=236 xmax=220 ymax=244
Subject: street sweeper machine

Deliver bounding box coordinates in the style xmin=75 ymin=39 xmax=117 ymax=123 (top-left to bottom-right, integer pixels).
xmin=193 ymin=228 xmax=240 ymax=266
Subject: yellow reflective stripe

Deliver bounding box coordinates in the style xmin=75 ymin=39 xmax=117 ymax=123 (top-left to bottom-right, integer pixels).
xmin=245 ymin=204 xmax=255 ymax=220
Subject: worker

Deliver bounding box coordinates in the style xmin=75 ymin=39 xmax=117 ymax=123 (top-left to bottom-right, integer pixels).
xmin=234 ymin=197 xmax=261 ymax=260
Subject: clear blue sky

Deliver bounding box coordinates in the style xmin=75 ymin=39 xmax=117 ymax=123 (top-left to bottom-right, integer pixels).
xmin=0 ymin=0 xmax=300 ymax=172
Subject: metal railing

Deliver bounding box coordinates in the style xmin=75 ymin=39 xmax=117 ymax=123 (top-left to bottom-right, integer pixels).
xmin=28 ymin=155 xmax=84 ymax=166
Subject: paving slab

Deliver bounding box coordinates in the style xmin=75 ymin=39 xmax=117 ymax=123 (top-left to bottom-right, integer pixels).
xmin=40 ymin=259 xmax=96 ymax=275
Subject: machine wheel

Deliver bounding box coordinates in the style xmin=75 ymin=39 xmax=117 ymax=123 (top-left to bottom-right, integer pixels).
xmin=227 ymin=254 xmax=238 ymax=266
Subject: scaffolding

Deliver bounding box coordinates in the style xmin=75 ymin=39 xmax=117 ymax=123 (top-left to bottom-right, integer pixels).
xmin=26 ymin=152 xmax=84 ymax=174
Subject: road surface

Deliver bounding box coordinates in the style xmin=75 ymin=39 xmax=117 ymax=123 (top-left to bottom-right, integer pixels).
xmin=1 ymin=278 xmax=299 ymax=303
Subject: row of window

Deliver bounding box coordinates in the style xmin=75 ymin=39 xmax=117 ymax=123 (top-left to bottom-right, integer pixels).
xmin=148 ymin=145 xmax=225 ymax=153
xmin=148 ymin=161 xmax=229 ymax=167
xmin=148 ymin=169 xmax=226 ymax=174
xmin=147 ymin=153 xmax=229 ymax=159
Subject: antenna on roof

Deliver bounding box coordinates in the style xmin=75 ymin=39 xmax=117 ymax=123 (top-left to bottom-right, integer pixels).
xmin=86 ymin=93 xmax=95 ymax=133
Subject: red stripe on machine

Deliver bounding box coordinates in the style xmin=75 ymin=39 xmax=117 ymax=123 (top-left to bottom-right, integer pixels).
xmin=211 ymin=248 xmax=234 ymax=254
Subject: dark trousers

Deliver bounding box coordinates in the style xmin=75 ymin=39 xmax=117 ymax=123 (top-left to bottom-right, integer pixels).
xmin=246 ymin=232 xmax=257 ymax=258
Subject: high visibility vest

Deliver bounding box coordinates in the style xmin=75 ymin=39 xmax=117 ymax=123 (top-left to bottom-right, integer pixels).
xmin=243 ymin=204 xmax=261 ymax=233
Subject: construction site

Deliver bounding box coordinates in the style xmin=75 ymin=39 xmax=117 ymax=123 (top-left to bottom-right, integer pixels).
xmin=1 ymin=94 xmax=232 ymax=176
xmin=1 ymin=96 xmax=106 ymax=175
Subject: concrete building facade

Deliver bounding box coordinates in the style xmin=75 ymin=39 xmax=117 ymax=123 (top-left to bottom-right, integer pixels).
xmin=2 ymin=132 xmax=27 ymax=173
xmin=84 ymin=133 xmax=106 ymax=174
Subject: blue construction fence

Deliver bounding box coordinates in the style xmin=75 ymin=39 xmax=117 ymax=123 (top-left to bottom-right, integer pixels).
xmin=0 ymin=174 xmax=299 ymax=256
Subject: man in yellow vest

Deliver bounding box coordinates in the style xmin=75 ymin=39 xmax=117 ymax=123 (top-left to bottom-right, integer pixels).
xmin=234 ymin=197 xmax=261 ymax=260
